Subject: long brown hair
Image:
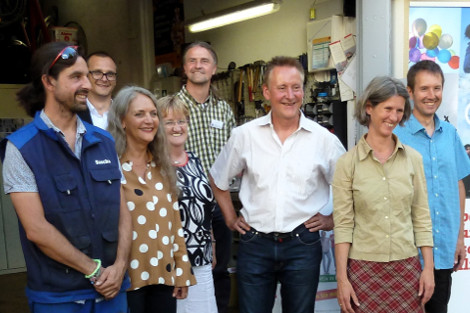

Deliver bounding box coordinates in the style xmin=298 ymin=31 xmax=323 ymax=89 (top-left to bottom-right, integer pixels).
xmin=107 ymin=85 xmax=179 ymax=196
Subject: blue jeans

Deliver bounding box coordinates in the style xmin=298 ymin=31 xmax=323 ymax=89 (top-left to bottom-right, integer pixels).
xmin=29 ymin=292 xmax=128 ymax=313
xmin=237 ymin=225 xmax=322 ymax=313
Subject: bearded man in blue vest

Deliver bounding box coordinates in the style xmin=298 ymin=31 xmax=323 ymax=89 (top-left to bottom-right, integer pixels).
xmin=0 ymin=42 xmax=131 ymax=313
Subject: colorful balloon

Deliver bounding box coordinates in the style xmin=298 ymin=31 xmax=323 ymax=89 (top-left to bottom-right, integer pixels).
xmin=412 ymin=18 xmax=427 ymax=36
xmin=448 ymin=55 xmax=459 ymax=69
xmin=421 ymin=53 xmax=436 ymax=61
xmin=426 ymin=48 xmax=439 ymax=58
xmin=409 ymin=36 xmax=418 ymax=49
xmin=437 ymin=49 xmax=451 ymax=63
xmin=438 ymin=34 xmax=453 ymax=49
xmin=429 ymin=24 xmax=442 ymax=39
xmin=418 ymin=35 xmax=424 ymax=49
xmin=423 ymin=32 xmax=439 ymax=50
xmin=409 ymin=48 xmax=421 ymax=63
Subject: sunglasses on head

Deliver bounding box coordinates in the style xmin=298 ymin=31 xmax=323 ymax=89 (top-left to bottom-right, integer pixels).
xmin=48 ymin=46 xmax=79 ymax=71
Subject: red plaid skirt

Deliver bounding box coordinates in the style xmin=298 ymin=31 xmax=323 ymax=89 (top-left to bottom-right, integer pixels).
xmin=348 ymin=256 xmax=424 ymax=313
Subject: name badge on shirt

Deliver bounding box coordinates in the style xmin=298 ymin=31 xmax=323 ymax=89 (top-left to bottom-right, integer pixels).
xmin=211 ymin=119 xmax=224 ymax=129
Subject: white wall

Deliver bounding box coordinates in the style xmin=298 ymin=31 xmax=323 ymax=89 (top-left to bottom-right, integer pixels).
xmin=184 ymin=0 xmax=344 ymax=70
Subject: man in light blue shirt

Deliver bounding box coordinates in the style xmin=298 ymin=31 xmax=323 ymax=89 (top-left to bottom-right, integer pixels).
xmin=394 ymin=60 xmax=470 ymax=313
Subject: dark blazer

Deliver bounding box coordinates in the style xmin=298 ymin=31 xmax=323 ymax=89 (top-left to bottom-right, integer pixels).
xmin=78 ymin=107 xmax=93 ymax=124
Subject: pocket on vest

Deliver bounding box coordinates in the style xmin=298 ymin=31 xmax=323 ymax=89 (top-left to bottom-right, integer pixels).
xmin=53 ymin=173 xmax=80 ymax=210
xmin=102 ymin=229 xmax=118 ymax=265
xmin=89 ymin=167 xmax=122 ymax=209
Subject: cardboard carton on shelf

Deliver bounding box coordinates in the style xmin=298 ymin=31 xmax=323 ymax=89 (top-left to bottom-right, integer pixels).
xmin=50 ymin=27 xmax=78 ymax=44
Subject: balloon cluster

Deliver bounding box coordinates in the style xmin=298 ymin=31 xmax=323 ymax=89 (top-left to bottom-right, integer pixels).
xmin=409 ymin=18 xmax=459 ymax=69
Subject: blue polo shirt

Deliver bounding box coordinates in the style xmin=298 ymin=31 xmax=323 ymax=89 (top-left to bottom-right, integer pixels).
xmin=394 ymin=114 xmax=470 ymax=269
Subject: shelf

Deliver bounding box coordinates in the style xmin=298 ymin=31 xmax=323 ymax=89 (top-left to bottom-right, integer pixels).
xmin=308 ymin=67 xmax=335 ymax=73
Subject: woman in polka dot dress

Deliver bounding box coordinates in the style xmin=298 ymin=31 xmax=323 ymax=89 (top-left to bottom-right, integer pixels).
xmin=157 ymin=95 xmax=218 ymax=313
xmin=108 ymin=86 xmax=196 ymax=313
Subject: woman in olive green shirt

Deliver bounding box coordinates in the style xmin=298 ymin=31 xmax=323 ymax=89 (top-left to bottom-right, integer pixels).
xmin=332 ymin=76 xmax=434 ymax=313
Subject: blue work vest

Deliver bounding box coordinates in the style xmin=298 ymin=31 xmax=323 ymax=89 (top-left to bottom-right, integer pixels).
xmin=1 ymin=113 xmax=122 ymax=293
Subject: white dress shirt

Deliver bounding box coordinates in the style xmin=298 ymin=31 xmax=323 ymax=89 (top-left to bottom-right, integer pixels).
xmin=210 ymin=111 xmax=345 ymax=233
xmin=86 ymin=99 xmax=109 ymax=130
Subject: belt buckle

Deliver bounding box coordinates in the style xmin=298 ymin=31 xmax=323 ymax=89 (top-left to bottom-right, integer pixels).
xmin=273 ymin=232 xmax=283 ymax=243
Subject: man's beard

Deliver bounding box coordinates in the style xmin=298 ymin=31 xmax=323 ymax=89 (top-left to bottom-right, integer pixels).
xmin=69 ymin=103 xmax=87 ymax=113
xmin=55 ymin=89 xmax=88 ymax=114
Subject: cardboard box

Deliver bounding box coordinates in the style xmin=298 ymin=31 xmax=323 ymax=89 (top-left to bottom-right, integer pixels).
xmin=50 ymin=27 xmax=78 ymax=44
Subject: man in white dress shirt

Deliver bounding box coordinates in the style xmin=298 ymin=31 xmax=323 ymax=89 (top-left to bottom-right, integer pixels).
xmin=210 ymin=56 xmax=345 ymax=313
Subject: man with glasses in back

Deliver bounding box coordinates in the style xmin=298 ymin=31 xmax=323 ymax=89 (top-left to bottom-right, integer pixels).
xmin=0 ymin=42 xmax=131 ymax=313
xmin=78 ymin=51 xmax=117 ymax=129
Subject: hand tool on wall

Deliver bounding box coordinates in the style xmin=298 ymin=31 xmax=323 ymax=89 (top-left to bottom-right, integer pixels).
xmin=252 ymin=60 xmax=265 ymax=95
xmin=246 ymin=66 xmax=254 ymax=102
xmin=253 ymin=64 xmax=260 ymax=94
xmin=235 ymin=69 xmax=245 ymax=120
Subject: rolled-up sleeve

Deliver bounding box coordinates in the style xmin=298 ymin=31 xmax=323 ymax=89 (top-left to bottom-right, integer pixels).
xmin=332 ymin=153 xmax=355 ymax=244
xmin=410 ymin=152 xmax=433 ymax=247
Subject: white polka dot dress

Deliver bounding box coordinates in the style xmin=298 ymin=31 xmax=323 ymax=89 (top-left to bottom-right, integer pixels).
xmin=121 ymin=152 xmax=196 ymax=291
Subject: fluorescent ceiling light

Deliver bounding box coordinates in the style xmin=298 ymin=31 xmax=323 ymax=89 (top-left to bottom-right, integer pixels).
xmin=187 ymin=0 xmax=281 ymax=33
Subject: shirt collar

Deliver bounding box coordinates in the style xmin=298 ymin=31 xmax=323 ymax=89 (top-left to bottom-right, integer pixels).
xmin=181 ymin=84 xmax=212 ymax=105
xmin=87 ymin=98 xmax=97 ymax=114
xmin=255 ymin=111 xmax=272 ymax=126
xmin=357 ymin=133 xmax=405 ymax=161
xmin=40 ymin=109 xmax=86 ymax=136
xmin=255 ymin=110 xmax=313 ymax=132
xmin=407 ymin=113 xmax=443 ymax=134
xmin=298 ymin=111 xmax=316 ymax=132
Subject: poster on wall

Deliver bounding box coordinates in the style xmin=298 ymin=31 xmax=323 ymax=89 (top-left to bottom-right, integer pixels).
xmin=315 ymin=230 xmax=340 ymax=312
xmin=409 ymin=4 xmax=470 ymax=313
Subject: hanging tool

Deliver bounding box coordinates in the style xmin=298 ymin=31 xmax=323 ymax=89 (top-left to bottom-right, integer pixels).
xmin=253 ymin=64 xmax=261 ymax=94
xmin=235 ymin=69 xmax=245 ymax=120
xmin=252 ymin=60 xmax=266 ymax=98
xmin=247 ymin=66 xmax=254 ymax=102
xmin=237 ymin=68 xmax=244 ymax=102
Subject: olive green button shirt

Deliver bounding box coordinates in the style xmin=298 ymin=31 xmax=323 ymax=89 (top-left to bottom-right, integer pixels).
xmin=333 ymin=134 xmax=433 ymax=262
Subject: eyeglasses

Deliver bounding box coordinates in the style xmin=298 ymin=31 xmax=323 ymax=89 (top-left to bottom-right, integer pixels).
xmin=49 ymin=46 xmax=79 ymax=71
xmin=164 ymin=120 xmax=188 ymax=128
xmin=89 ymin=71 xmax=118 ymax=81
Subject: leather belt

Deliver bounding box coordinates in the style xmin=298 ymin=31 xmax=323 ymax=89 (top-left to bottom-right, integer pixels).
xmin=251 ymin=224 xmax=306 ymax=243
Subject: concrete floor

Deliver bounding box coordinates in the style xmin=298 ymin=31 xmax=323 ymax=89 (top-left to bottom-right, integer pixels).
xmin=0 ymin=272 xmax=29 ymax=313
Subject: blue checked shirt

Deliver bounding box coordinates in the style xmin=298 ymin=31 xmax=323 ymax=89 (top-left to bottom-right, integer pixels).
xmin=394 ymin=114 xmax=470 ymax=269
xmin=177 ymin=85 xmax=236 ymax=175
